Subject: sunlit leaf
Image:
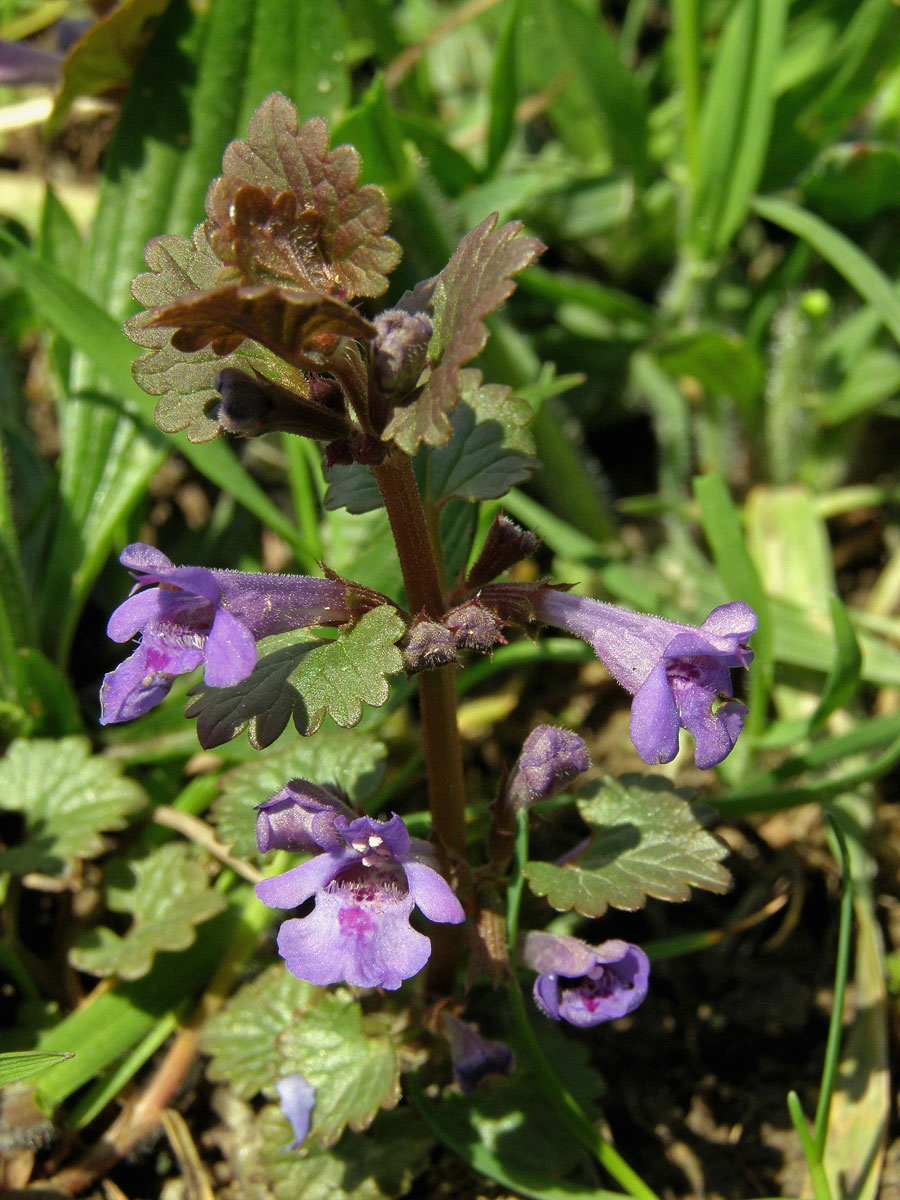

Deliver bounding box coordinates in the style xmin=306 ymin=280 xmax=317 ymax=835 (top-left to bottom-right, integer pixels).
xmin=0 ymin=737 xmax=147 ymax=875
xmin=206 ymin=94 xmax=400 ymax=299
xmin=0 ymin=1051 xmax=74 ymax=1088
xmin=69 ymin=843 xmax=227 ymax=981
xmin=187 ymin=608 xmax=405 ymax=748
xmin=523 ymin=774 xmax=731 ymax=917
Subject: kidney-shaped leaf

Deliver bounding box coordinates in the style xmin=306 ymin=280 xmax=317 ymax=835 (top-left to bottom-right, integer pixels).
xmin=523 ymin=773 xmax=731 ymax=917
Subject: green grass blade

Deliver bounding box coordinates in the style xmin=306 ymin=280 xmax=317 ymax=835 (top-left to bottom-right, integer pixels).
xmin=808 ymin=596 xmax=863 ymax=733
xmin=485 ymin=0 xmax=522 ymax=176
xmin=0 ymin=1051 xmax=74 ymax=1087
xmin=670 ymin=0 xmax=701 ymax=190
xmin=693 ymin=0 xmax=789 ymax=254
xmin=752 ymin=195 xmax=900 ymax=346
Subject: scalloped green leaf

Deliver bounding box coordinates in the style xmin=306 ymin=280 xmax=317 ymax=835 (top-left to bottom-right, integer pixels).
xmin=0 ymin=737 xmax=146 ymax=875
xmin=523 ymin=774 xmax=731 ymax=917
xmin=258 ymin=1106 xmax=433 ymax=1200
xmin=214 ymin=1092 xmax=432 ymax=1200
xmin=383 ymin=214 xmax=543 ymax=453
xmin=212 ymin=733 xmax=387 ymax=860
xmin=187 ymin=608 xmax=405 ymax=748
xmin=202 ymin=965 xmax=321 ymax=1099
xmin=69 ymin=843 xmax=227 ymax=981
xmin=277 ymin=991 xmax=401 ymax=1146
xmin=206 ymin=94 xmax=400 ymax=299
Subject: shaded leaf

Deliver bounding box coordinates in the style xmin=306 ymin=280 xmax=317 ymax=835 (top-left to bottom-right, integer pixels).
xmin=277 ymin=991 xmax=400 ymax=1146
xmin=0 ymin=1051 xmax=74 ymax=1088
xmin=206 ymin=94 xmax=400 ymax=298
xmin=212 ymin=733 xmax=387 ymax=860
xmin=259 ymin=1105 xmax=433 ymax=1200
xmin=523 ymin=774 xmax=731 ymax=918
xmin=47 ymin=0 xmax=169 ymax=134
xmin=801 ymin=143 xmax=900 ymax=225
xmin=425 ymin=369 xmax=536 ymax=504
xmin=127 ymin=223 xmax=307 ymax=442
xmin=148 ymin=283 xmax=375 ymax=362
xmin=383 ymin=214 xmax=543 ymax=453
xmin=70 ymin=843 xmax=226 ymax=981
xmin=323 ymin=368 xmax=535 ymax=514
xmin=203 ymin=965 xmax=321 ymax=1099
xmin=187 ymin=608 xmax=405 ymax=748
xmin=0 ymin=737 xmax=146 ymax=875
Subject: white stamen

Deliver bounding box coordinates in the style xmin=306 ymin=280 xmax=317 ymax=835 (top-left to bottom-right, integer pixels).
xmin=368 ymin=835 xmax=383 ymax=848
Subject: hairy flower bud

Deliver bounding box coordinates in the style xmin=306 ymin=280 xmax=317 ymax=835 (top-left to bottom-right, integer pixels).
xmin=256 ymin=780 xmax=355 ymax=854
xmin=275 ymin=1074 xmax=315 ymax=1148
xmin=506 ymin=725 xmax=590 ymax=809
xmin=213 ymin=367 xmax=351 ymax=440
xmin=372 ymin=310 xmax=432 ymax=396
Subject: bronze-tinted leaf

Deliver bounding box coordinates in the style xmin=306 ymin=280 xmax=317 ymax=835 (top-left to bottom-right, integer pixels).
xmin=126 ymin=223 xmax=313 ymax=442
xmin=383 ymin=214 xmax=544 ymax=453
xmin=148 ymin=284 xmax=376 ymax=365
xmin=205 ymin=94 xmax=400 ymax=299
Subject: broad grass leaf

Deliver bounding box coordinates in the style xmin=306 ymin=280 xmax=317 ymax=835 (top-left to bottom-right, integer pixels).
xmin=0 ymin=1051 xmax=74 ymax=1088
xmin=206 ymin=95 xmax=400 ymax=299
xmin=523 ymin=774 xmax=731 ymax=917
xmin=383 ymin=214 xmax=543 ymax=453
xmin=0 ymin=737 xmax=146 ymax=875
xmin=70 ymin=843 xmax=226 ymax=981
xmin=212 ymin=733 xmax=387 ymax=859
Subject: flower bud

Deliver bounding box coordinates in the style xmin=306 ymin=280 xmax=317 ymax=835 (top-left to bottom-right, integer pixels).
xmin=506 ymin=725 xmax=590 ymax=809
xmin=372 ymin=310 xmax=432 ymax=396
xmin=255 ymin=780 xmax=355 ymax=854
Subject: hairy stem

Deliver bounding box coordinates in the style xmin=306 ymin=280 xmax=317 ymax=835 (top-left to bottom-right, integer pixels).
xmin=372 ymin=455 xmax=467 ymax=856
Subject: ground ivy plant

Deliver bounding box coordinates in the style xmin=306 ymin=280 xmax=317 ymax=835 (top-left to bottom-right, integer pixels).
xmin=87 ymin=93 xmax=756 ymax=1194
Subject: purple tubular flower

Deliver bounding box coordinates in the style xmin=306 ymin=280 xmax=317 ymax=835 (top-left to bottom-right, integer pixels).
xmin=507 ymin=725 xmax=590 ymax=808
xmin=523 ymin=932 xmax=649 ymax=1028
xmin=534 ymin=590 xmax=757 ymax=769
xmin=275 ymin=1074 xmax=316 ymax=1149
xmin=440 ymin=1013 xmax=515 ymax=1094
xmin=255 ymin=813 xmax=465 ymax=991
xmin=100 ymin=543 xmax=353 ymax=724
xmin=256 ymin=780 xmax=355 ymax=854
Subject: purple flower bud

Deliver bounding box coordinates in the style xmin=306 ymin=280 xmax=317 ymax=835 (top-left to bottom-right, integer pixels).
xmin=440 ymin=1013 xmax=515 ymax=1094
xmin=506 ymin=725 xmax=590 ymax=808
xmin=522 ymin=932 xmax=649 ymax=1028
xmin=213 ymin=368 xmax=351 ymax=440
xmin=256 ymin=780 xmax=356 ymax=853
xmin=275 ymin=1074 xmax=315 ymax=1148
xmin=534 ymin=589 xmax=757 ymax=769
xmin=100 ymin=543 xmax=353 ymax=724
xmin=372 ymin=310 xmax=432 ymax=396
xmin=255 ymin=813 xmax=465 ymax=991
xmin=445 ymin=601 xmax=505 ymax=652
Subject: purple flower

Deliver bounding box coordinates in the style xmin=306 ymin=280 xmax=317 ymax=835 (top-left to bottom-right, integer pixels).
xmin=534 ymin=590 xmax=757 ymax=769
xmin=440 ymin=1013 xmax=515 ymax=1094
xmin=256 ymin=780 xmax=355 ymax=854
xmin=275 ymin=1074 xmax=315 ymax=1148
xmin=522 ymin=932 xmax=649 ymax=1028
xmin=255 ymin=813 xmax=465 ymax=991
xmin=100 ymin=543 xmax=353 ymax=724
xmin=506 ymin=726 xmax=590 ymax=808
